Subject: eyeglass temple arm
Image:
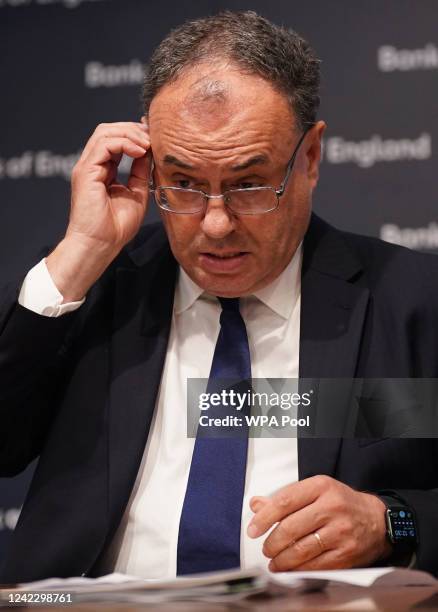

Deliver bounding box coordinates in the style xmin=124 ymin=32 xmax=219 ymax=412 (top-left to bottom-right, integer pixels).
xmin=276 ymin=126 xmax=312 ymax=196
xmin=148 ymin=158 xmax=156 ymax=191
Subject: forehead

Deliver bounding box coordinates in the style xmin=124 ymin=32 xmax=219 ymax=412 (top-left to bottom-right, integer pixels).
xmin=148 ymin=64 xmax=297 ymax=162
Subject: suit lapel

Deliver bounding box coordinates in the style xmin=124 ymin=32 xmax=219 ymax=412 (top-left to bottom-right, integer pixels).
xmin=298 ymin=215 xmax=370 ymax=479
xmin=107 ymin=226 xmax=177 ymax=532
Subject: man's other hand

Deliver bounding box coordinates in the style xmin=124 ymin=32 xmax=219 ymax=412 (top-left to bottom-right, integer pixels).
xmin=248 ymin=475 xmax=392 ymax=571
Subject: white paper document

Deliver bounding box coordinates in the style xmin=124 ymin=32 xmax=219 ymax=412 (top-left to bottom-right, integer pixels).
xmin=1 ymin=566 xmax=437 ymax=604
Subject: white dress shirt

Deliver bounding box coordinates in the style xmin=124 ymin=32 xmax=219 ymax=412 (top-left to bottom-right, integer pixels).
xmin=18 ymin=245 xmax=302 ymax=578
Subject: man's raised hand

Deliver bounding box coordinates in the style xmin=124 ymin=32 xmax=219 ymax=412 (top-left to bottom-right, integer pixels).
xmin=46 ymin=122 xmax=151 ymax=302
xmin=67 ymin=121 xmax=151 ymax=250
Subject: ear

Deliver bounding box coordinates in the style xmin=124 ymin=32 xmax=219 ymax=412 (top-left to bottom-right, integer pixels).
xmin=305 ymin=121 xmax=326 ymax=188
xmin=140 ymin=115 xmax=149 ymax=127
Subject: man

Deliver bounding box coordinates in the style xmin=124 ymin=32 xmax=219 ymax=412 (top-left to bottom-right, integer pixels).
xmin=1 ymin=11 xmax=438 ymax=583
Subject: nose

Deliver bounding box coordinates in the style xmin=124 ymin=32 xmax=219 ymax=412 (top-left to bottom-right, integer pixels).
xmin=201 ymin=197 xmax=235 ymax=240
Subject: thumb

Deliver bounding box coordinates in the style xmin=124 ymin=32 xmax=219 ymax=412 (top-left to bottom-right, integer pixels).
xmin=250 ymin=496 xmax=269 ymax=513
xmin=127 ymin=150 xmax=151 ymax=204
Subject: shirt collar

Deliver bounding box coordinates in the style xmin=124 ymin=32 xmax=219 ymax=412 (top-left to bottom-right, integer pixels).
xmin=252 ymin=243 xmax=302 ymax=319
xmin=174 ymin=266 xmax=205 ymax=314
xmin=174 ymin=243 xmax=302 ymax=319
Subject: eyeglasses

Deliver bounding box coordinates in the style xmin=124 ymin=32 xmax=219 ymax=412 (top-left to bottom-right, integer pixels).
xmin=148 ymin=127 xmax=312 ymax=215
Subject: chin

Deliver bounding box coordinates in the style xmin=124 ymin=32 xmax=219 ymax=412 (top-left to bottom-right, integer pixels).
xmin=198 ymin=275 xmax=253 ymax=298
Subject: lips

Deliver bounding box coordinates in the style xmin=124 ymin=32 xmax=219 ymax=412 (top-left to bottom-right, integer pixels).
xmin=199 ymin=251 xmax=249 ymax=273
xmin=205 ymin=252 xmax=243 ymax=258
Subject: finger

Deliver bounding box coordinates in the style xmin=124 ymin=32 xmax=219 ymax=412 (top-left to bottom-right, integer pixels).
xmin=127 ymin=151 xmax=151 ymax=203
xmin=262 ymin=501 xmax=325 ymax=559
xmin=248 ymin=476 xmax=324 ymax=538
xmin=93 ymin=121 xmax=150 ymax=140
xmin=102 ymin=159 xmax=120 ymax=186
xmin=83 ymin=128 xmax=149 ymax=158
xmin=292 ymin=550 xmax=347 ymax=571
xmin=82 ymin=123 xmax=150 ymax=157
xmin=84 ymin=137 xmax=147 ymax=167
xmin=268 ymin=528 xmax=331 ymax=572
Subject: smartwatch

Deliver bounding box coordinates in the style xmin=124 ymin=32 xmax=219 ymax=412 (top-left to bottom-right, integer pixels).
xmin=380 ymin=496 xmax=418 ymax=552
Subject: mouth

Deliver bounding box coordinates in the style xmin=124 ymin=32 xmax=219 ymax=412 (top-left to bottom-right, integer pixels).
xmin=199 ymin=251 xmax=250 ymax=273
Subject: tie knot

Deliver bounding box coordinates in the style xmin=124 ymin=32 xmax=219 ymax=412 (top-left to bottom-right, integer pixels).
xmin=218 ymin=297 xmax=240 ymax=313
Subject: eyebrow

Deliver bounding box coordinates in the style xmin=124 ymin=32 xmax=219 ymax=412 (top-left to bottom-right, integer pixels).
xmin=230 ymin=154 xmax=269 ymax=171
xmin=162 ymin=155 xmax=197 ymax=170
xmin=162 ymin=153 xmax=270 ymax=172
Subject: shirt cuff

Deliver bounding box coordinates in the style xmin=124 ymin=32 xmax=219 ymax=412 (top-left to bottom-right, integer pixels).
xmin=18 ymin=258 xmax=85 ymax=317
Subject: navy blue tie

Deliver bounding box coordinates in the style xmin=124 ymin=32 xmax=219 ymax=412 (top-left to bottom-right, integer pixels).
xmin=177 ymin=297 xmax=251 ymax=574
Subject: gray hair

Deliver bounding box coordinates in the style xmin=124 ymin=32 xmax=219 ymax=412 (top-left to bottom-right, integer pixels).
xmin=142 ymin=11 xmax=321 ymax=131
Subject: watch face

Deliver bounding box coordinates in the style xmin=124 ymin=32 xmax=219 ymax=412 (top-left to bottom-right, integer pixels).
xmin=388 ymin=507 xmax=417 ymax=543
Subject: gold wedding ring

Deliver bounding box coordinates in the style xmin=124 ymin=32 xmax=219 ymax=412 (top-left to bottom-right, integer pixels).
xmin=313 ymin=531 xmax=324 ymax=552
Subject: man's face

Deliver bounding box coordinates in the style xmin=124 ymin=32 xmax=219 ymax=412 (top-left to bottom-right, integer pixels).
xmin=148 ymin=64 xmax=325 ymax=297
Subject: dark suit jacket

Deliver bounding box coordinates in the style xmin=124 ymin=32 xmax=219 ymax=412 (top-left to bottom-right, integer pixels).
xmin=1 ymin=214 xmax=438 ymax=583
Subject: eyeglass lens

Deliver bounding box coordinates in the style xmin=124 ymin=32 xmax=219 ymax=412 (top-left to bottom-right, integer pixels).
xmin=157 ymin=187 xmax=278 ymax=214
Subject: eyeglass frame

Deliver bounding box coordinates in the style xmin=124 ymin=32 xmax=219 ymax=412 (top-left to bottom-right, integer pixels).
xmin=148 ymin=125 xmax=313 ymax=215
